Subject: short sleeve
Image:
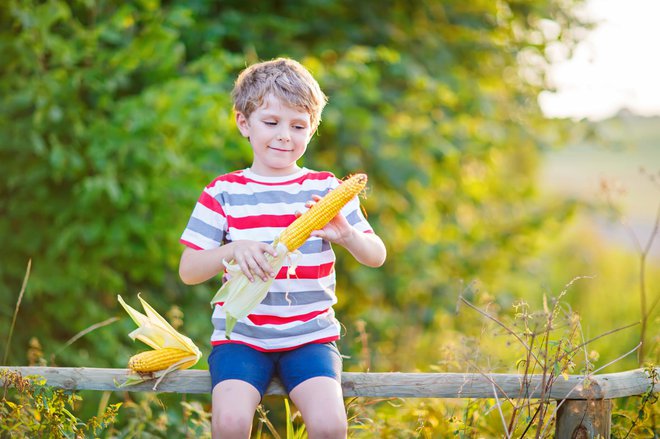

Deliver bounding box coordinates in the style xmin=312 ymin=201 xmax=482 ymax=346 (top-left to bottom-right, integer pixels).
xmin=337 ymin=178 xmax=374 ymax=234
xmin=180 ymin=186 xmax=228 ymax=250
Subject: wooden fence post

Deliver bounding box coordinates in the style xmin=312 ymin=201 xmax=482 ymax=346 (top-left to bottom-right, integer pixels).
xmin=555 ymin=399 xmax=611 ymax=438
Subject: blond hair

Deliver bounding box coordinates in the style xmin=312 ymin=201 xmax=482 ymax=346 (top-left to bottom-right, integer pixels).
xmin=231 ymin=58 xmax=328 ymax=130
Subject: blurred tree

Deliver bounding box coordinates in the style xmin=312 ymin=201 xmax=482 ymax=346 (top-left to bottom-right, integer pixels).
xmin=0 ymin=0 xmax=588 ymax=371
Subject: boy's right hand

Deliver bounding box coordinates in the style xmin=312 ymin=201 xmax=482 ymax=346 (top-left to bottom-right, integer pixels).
xmin=229 ymin=240 xmax=278 ymax=282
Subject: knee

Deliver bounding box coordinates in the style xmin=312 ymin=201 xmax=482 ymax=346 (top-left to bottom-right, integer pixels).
xmin=305 ymin=412 xmax=348 ymax=439
xmin=212 ymin=410 xmax=254 ymax=438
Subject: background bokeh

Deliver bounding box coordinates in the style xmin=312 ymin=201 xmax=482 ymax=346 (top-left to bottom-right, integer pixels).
xmin=1 ymin=0 xmax=657 ymax=436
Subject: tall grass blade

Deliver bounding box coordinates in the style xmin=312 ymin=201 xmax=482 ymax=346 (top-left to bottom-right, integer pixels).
xmin=285 ymin=398 xmax=294 ymax=439
xmin=3 ymin=259 xmax=31 ymax=365
xmin=55 ymin=317 xmax=120 ymax=358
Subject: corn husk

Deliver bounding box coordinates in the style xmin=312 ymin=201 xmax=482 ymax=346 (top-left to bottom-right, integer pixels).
xmin=210 ymin=241 xmax=291 ymax=339
xmin=117 ymin=294 xmax=201 ymax=389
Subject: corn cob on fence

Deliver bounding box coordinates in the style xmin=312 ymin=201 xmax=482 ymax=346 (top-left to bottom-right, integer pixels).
xmin=117 ymin=294 xmax=201 ymax=389
xmin=211 ymin=173 xmax=368 ymax=339
xmin=128 ymin=348 xmax=196 ymax=373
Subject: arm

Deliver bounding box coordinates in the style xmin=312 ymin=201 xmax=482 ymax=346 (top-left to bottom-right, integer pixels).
xmin=307 ymin=195 xmax=387 ymax=267
xmin=331 ymin=227 xmax=387 ymax=267
xmin=179 ymin=240 xmax=278 ymax=285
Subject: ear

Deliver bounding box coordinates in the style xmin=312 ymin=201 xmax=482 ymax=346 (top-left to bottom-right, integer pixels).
xmin=235 ymin=112 xmax=250 ymax=138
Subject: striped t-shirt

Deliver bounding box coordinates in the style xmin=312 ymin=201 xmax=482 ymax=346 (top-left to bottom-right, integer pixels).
xmin=180 ymin=167 xmax=374 ymax=351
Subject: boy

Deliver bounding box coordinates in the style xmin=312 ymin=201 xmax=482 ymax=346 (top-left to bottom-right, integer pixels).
xmin=179 ymin=58 xmax=386 ymax=439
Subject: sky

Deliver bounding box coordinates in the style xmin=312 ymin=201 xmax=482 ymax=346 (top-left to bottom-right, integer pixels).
xmin=538 ymin=0 xmax=660 ymax=121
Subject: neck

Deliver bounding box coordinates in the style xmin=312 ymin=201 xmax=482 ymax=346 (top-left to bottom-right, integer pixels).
xmin=249 ymin=165 xmax=302 ymax=177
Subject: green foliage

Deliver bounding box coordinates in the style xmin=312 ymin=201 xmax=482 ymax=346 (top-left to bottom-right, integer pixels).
xmin=611 ymin=364 xmax=660 ymax=438
xmin=103 ymin=393 xmax=212 ymax=438
xmin=0 ymin=369 xmax=120 ymax=438
xmin=0 ymin=0 xmax=589 ymax=370
xmin=255 ymin=399 xmax=308 ymax=439
xmin=5 ymin=0 xmax=656 ymax=435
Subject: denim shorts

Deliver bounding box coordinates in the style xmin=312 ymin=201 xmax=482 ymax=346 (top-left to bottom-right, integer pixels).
xmin=208 ymin=342 xmax=342 ymax=398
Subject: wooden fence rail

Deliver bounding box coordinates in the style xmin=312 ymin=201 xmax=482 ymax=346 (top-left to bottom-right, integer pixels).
xmin=2 ymin=366 xmax=658 ymax=438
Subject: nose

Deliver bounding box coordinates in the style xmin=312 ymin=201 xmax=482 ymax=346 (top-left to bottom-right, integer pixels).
xmin=276 ymin=127 xmax=291 ymax=142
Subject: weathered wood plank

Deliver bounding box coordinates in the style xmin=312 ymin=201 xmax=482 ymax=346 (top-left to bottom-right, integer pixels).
xmin=555 ymin=399 xmax=612 ymax=438
xmin=2 ymin=367 xmax=657 ymax=399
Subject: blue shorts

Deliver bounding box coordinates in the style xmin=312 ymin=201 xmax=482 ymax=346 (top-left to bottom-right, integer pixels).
xmin=208 ymin=342 xmax=342 ymax=398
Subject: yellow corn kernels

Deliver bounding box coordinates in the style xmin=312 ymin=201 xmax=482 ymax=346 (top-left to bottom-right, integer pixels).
xmin=128 ymin=347 xmax=195 ymax=373
xmin=278 ymin=173 xmax=368 ymax=251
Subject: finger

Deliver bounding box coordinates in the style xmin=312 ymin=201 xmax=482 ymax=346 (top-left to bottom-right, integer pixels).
xmin=255 ymin=244 xmax=277 ymax=281
xmin=256 ymin=257 xmax=276 ymax=279
xmin=306 ymin=195 xmax=321 ymax=208
xmin=247 ymin=258 xmax=269 ymax=282
xmin=251 ymin=251 xmax=275 ymax=279
xmin=260 ymin=243 xmax=278 ymax=257
xmin=237 ymin=258 xmax=255 ymax=282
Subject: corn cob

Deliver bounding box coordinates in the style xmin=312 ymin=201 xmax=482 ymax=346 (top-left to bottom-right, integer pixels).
xmin=278 ymin=173 xmax=368 ymax=251
xmin=128 ymin=347 xmax=196 ymax=373
xmin=117 ymin=294 xmax=202 ymax=388
xmin=211 ymin=173 xmax=368 ymax=340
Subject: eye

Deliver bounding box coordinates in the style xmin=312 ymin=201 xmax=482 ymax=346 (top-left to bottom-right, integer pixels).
xmin=293 ymin=124 xmax=307 ymax=130
xmin=264 ymin=121 xmax=277 ymax=126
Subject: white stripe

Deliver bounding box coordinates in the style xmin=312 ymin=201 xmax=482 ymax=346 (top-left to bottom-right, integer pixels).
xmin=209 ymin=177 xmax=335 ymax=196
xmin=227 ymin=227 xmax=284 ymax=242
xmin=250 ymin=309 xmax=334 ymax=331
xmin=213 ymin=298 xmax=336 ymax=320
xmin=295 ymin=250 xmax=335 ymax=265
xmin=192 ymin=201 xmax=226 ymax=224
xmin=251 ymin=300 xmax=336 ymax=316
xmin=270 ymin=273 xmax=335 ymax=293
xmin=180 ymin=229 xmax=219 ymax=250
xmin=340 ymin=196 xmax=359 ymax=216
xmin=211 ymin=324 xmax=340 ymax=350
xmin=227 ymin=202 xmax=304 ymax=217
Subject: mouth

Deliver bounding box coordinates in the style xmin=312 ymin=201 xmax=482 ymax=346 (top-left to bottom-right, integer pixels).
xmin=268 ymin=146 xmax=293 ymax=152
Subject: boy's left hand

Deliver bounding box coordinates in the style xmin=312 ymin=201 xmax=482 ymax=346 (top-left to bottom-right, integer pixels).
xmin=299 ymin=195 xmax=355 ymax=246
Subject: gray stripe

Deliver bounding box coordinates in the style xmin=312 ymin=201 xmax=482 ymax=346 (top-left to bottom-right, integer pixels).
xmin=186 ymin=217 xmax=225 ymax=242
xmin=298 ymin=239 xmax=332 ymax=254
xmin=261 ymin=289 xmax=335 ymax=306
xmin=220 ymin=239 xmax=332 ymax=256
xmin=224 ymin=237 xmax=330 ymax=251
xmin=213 ymin=314 xmax=337 ymax=339
xmin=218 ymin=188 xmax=329 ymax=207
xmin=345 ymin=209 xmax=364 ymax=227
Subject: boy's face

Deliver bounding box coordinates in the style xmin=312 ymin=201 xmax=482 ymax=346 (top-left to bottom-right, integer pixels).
xmin=236 ymin=94 xmax=315 ymax=176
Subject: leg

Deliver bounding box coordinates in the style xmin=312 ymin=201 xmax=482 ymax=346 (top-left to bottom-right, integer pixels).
xmin=289 ymin=376 xmax=348 ymax=439
xmin=211 ymin=379 xmax=261 ymax=439
xmin=207 ymin=343 xmax=275 ymax=439
xmin=278 ymin=342 xmax=346 ymax=439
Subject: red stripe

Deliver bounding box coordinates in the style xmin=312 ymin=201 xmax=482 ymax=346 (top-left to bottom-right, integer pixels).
xmin=213 ymin=170 xmax=337 ymax=187
xmin=247 ymin=308 xmax=330 ymax=325
xmin=303 ymin=171 xmax=335 ymax=181
xmin=211 ymin=303 xmax=331 ymax=325
xmin=180 ymin=239 xmax=203 ymax=250
xmin=228 ymin=214 xmax=295 ymax=230
xmin=275 ymin=261 xmax=334 ymax=279
xmin=211 ymin=336 xmax=339 ymax=352
xmin=207 ymin=170 xmax=244 ymax=186
xmin=198 ymin=191 xmax=226 ymax=216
